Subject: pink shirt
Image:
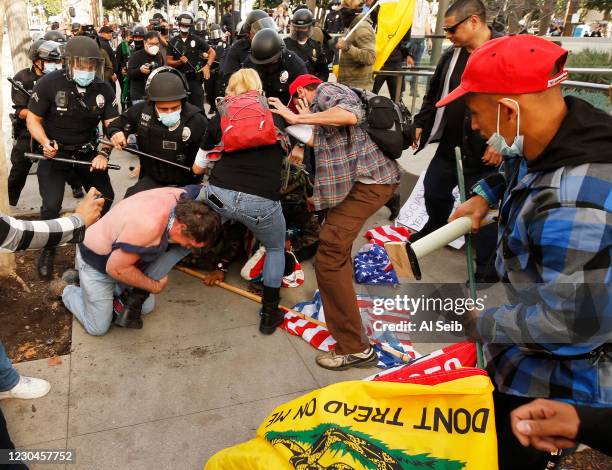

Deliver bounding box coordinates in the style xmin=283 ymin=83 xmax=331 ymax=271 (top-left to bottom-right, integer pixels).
xmin=83 ymin=187 xmax=185 ymax=255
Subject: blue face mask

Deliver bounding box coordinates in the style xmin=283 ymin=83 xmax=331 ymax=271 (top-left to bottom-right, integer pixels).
xmin=43 ymin=62 xmax=61 ymax=74
xmin=73 ymin=69 xmax=95 ymax=87
xmin=486 ymin=98 xmax=523 ymax=157
xmin=157 ymin=108 xmax=181 ymax=127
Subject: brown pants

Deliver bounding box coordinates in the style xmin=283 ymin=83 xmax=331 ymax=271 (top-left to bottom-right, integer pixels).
xmin=315 ymin=182 xmax=398 ymax=355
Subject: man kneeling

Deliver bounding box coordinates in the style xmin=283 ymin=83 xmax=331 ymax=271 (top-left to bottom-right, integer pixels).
xmin=55 ymin=187 xmax=221 ymax=335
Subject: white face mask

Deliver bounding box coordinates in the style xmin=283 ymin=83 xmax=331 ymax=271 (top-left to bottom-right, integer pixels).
xmin=146 ymin=45 xmax=160 ymax=56
xmin=180 ymin=26 xmax=190 ymax=33
xmin=486 ymin=98 xmax=524 ymax=157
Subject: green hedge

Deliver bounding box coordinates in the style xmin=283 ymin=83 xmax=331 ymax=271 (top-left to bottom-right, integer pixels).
xmin=566 ymin=49 xmax=612 ymax=85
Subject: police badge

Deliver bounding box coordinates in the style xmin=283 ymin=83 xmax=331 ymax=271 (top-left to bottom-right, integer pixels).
xmin=280 ymin=70 xmax=289 ymax=84
xmin=96 ymin=94 xmax=105 ymax=108
xmin=181 ymin=126 xmax=191 ymax=141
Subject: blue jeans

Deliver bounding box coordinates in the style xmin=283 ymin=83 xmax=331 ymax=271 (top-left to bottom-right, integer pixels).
xmin=0 ymin=341 xmax=19 ymax=392
xmin=198 ymin=184 xmax=286 ymax=288
xmin=62 ymin=246 xmax=190 ymax=336
xmin=406 ymin=38 xmax=425 ymax=92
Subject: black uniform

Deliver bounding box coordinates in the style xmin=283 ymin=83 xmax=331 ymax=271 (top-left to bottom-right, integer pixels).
xmin=219 ymin=38 xmax=250 ymax=94
xmin=324 ymin=9 xmax=343 ymax=34
xmin=28 ymin=70 xmax=118 ymax=218
xmin=107 ymin=101 xmax=206 ymax=197
xmin=243 ymin=50 xmax=307 ymax=104
xmin=283 ymin=37 xmax=330 ymax=81
xmin=7 ymin=67 xmax=39 ymax=206
xmin=128 ymin=48 xmax=164 ymax=102
xmin=168 ymin=34 xmax=210 ymax=108
xmin=372 ymin=32 xmax=411 ymax=102
xmin=204 ymin=41 xmax=228 ymax=114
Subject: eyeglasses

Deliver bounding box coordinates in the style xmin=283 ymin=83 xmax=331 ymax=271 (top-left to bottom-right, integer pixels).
xmin=443 ymin=15 xmax=471 ymax=34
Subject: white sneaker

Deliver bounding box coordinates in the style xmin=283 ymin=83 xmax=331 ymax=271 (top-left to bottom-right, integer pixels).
xmin=0 ymin=376 xmax=51 ymax=400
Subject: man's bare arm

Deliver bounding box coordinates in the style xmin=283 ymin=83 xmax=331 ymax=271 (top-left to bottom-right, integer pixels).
xmin=106 ymin=250 xmax=166 ymax=293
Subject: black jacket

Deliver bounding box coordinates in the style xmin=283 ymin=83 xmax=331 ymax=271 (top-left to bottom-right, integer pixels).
xmin=414 ymin=29 xmax=503 ymax=170
xmin=128 ymin=48 xmax=164 ymax=101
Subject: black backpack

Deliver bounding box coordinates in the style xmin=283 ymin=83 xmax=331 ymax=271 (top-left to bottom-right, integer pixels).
xmin=352 ymin=88 xmax=412 ymax=160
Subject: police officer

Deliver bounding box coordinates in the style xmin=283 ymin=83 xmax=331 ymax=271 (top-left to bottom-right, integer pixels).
xmin=284 ymin=9 xmax=330 ymax=82
xmin=243 ymin=28 xmax=307 ymax=104
xmin=27 ymin=36 xmax=118 ymax=279
xmin=194 ymin=17 xmax=208 ymax=39
xmin=219 ymin=9 xmax=273 ymax=92
xmin=43 ymin=30 xmax=67 ymax=45
xmin=107 ymin=67 xmax=206 ymax=197
xmin=128 ymin=30 xmax=164 ymax=103
xmin=167 ymin=12 xmax=216 ymax=109
xmin=70 ymin=23 xmax=81 ymax=37
xmin=204 ymin=23 xmax=227 ymax=115
xmin=324 ymin=0 xmax=344 ymax=34
xmin=7 ymin=40 xmax=62 ymax=207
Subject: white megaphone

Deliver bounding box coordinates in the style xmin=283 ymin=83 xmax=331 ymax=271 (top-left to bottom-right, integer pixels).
xmin=385 ymin=213 xmax=496 ymax=282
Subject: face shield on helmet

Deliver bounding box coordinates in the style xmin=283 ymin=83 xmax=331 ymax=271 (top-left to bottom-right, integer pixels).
xmin=290 ymin=23 xmax=312 ymax=42
xmin=178 ymin=13 xmax=194 ymax=33
xmin=68 ymin=56 xmax=104 ymax=86
xmin=249 ymin=17 xmax=277 ymax=36
xmin=195 ymin=19 xmax=206 ymax=32
xmin=209 ymin=26 xmax=222 ymax=40
xmin=37 ymin=40 xmax=64 ymax=74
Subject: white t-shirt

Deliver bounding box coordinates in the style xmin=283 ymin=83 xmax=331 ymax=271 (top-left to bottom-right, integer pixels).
xmin=411 ymin=0 xmax=431 ymax=37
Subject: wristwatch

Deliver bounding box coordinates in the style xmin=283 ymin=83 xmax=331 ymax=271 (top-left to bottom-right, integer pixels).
xmin=217 ymin=262 xmax=228 ymax=273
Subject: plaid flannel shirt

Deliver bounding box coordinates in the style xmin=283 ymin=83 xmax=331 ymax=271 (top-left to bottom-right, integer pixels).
xmin=0 ymin=214 xmax=85 ymax=253
xmin=475 ymin=157 xmax=612 ymax=406
xmin=311 ymin=83 xmax=400 ymax=210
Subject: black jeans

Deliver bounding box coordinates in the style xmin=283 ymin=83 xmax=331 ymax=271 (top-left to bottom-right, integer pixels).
xmin=7 ymin=138 xmax=33 ymax=206
xmin=372 ymin=61 xmax=405 ymax=103
xmin=37 ymin=152 xmax=114 ymax=220
xmin=494 ymin=391 xmax=560 ymax=470
xmin=186 ymin=78 xmax=204 ymax=109
xmin=0 ymin=407 xmax=28 ymax=469
xmin=420 ymin=147 xmax=498 ymax=277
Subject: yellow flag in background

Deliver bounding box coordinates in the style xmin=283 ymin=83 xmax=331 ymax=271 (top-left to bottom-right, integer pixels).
xmin=374 ymin=0 xmax=417 ymax=71
xmin=206 ymin=373 xmax=498 ymax=470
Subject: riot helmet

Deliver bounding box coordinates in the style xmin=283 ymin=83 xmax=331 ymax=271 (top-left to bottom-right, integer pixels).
xmin=243 ymin=10 xmax=270 ymax=35
xmin=37 ymin=40 xmax=64 ymax=74
xmin=291 ymin=8 xmax=313 ymax=42
xmin=145 ymin=66 xmax=189 ymax=101
xmin=177 ymin=12 xmax=195 ymax=33
xmin=195 ymin=18 xmax=207 ymax=36
xmin=249 ymin=28 xmax=283 ymax=65
xmin=44 ymin=30 xmax=67 ymax=43
xmin=209 ymin=23 xmax=223 ymax=41
xmin=64 ymin=36 xmax=104 ymax=86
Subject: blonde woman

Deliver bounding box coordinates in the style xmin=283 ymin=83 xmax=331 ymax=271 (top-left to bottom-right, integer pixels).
xmin=193 ymin=69 xmax=288 ymax=335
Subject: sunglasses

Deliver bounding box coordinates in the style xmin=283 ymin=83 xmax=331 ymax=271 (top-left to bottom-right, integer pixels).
xmin=443 ymin=15 xmax=472 ymax=34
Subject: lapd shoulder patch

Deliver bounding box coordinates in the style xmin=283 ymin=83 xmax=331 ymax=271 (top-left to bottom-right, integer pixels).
xmin=182 ymin=126 xmax=191 ymax=141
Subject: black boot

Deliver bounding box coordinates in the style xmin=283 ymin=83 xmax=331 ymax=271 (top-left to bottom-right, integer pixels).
xmin=259 ymin=286 xmax=284 ymax=335
xmin=71 ymin=185 xmax=84 ymax=199
xmin=37 ymin=248 xmax=56 ymax=280
xmin=114 ymin=288 xmax=149 ymax=329
xmin=385 ymin=192 xmax=401 ymax=221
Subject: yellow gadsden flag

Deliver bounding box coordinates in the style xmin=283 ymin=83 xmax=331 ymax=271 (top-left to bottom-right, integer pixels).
xmin=205 ymin=372 xmax=498 ymax=470
xmin=374 ymin=0 xmax=417 ymax=71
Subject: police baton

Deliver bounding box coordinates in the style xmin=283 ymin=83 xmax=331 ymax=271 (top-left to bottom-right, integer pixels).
xmin=166 ymin=41 xmax=200 ymax=74
xmin=98 ymin=139 xmax=192 ymax=171
xmin=25 ymin=153 xmax=121 ymax=170
xmin=8 ymin=78 xmax=32 ymax=98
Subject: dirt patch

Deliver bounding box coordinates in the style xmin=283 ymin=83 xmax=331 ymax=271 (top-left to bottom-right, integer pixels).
xmin=561 ymin=448 xmax=612 ymax=469
xmin=0 ymin=245 xmax=76 ymax=363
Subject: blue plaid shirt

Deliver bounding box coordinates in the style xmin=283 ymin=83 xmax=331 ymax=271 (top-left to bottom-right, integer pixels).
xmin=475 ymin=156 xmax=612 ymax=406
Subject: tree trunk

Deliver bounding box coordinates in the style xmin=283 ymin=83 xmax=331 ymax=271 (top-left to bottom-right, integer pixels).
xmin=5 ymin=0 xmax=31 ymax=73
xmin=539 ymin=0 xmax=555 ymax=36
xmin=0 ymin=0 xmax=17 ymax=277
xmin=562 ymin=0 xmax=579 ymax=37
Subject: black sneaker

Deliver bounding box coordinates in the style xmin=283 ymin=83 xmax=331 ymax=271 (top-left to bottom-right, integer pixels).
xmin=71 ymin=186 xmax=84 ymax=199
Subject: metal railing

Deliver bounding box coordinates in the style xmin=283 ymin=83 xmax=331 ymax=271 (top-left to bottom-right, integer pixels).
xmin=372 ymin=68 xmax=612 ymax=114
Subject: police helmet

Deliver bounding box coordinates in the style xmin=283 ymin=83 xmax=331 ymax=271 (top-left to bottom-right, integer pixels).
xmin=145 ymin=66 xmax=190 ymax=101
xmin=249 ymin=28 xmax=283 ymax=65
xmin=243 ymin=10 xmax=269 ymax=34
xmin=177 ymin=12 xmax=195 ymax=28
xmin=195 ymin=18 xmax=207 ymax=32
xmin=209 ymin=23 xmax=222 ymax=40
xmin=37 ymin=40 xmax=64 ymax=61
xmin=71 ymin=22 xmax=81 ymax=33
xmin=132 ymin=24 xmax=147 ymax=38
xmin=64 ymin=36 xmax=104 ymax=82
xmin=29 ymin=38 xmax=46 ymax=61
xmin=81 ymin=25 xmax=98 ymax=39
xmin=292 ymin=9 xmax=313 ymax=28
xmin=250 ymin=17 xmax=277 ymax=36
xmin=152 ymin=12 xmax=165 ymax=21
xmin=44 ymin=30 xmax=67 ymax=43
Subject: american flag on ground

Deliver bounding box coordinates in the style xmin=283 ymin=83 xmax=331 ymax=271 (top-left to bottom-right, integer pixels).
xmin=282 ymin=291 xmax=419 ymax=369
xmin=354 ymin=243 xmax=398 ymax=285
xmin=363 ymin=225 xmax=412 ymax=246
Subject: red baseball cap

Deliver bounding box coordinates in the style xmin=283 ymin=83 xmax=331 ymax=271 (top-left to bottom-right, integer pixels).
xmin=436 ymin=35 xmax=568 ymax=108
xmin=289 ymin=74 xmax=323 ymax=100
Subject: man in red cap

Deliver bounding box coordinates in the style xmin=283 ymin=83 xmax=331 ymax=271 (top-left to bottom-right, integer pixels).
xmin=270 ymin=75 xmax=400 ymax=371
xmin=444 ymin=35 xmax=612 ymax=470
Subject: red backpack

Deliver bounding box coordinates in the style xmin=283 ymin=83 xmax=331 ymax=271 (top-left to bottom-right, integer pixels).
xmin=218 ymin=91 xmax=278 ymax=153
